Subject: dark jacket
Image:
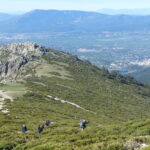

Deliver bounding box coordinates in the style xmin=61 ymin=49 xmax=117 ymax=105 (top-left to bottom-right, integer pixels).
xmin=22 ymin=125 xmax=27 ymax=133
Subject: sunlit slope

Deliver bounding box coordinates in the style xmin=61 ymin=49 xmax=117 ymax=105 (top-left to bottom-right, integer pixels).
xmin=1 ymin=43 xmax=150 ymax=149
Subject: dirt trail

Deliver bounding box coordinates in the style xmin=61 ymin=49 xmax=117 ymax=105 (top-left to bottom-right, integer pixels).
xmin=0 ymin=90 xmax=13 ymax=113
xmin=47 ymin=95 xmax=96 ymax=114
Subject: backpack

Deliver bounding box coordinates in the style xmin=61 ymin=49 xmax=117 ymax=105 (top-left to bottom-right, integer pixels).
xmin=80 ymin=122 xmax=84 ymax=127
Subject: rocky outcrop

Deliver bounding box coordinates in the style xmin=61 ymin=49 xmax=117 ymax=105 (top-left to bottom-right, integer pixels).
xmin=0 ymin=42 xmax=48 ymax=82
xmin=0 ymin=42 xmax=48 ymax=56
xmin=0 ymin=42 xmax=76 ymax=83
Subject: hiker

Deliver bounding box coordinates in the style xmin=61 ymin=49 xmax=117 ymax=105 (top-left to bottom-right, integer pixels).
xmin=38 ymin=124 xmax=44 ymax=134
xmin=45 ymin=120 xmax=51 ymax=127
xmin=80 ymin=120 xmax=89 ymax=131
xmin=22 ymin=125 xmax=27 ymax=133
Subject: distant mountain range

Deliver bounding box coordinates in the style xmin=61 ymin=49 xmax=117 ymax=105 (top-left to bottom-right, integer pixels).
xmin=1 ymin=9 xmax=150 ymax=33
xmin=97 ymin=8 xmax=150 ymax=15
xmin=0 ymin=13 xmax=15 ymax=22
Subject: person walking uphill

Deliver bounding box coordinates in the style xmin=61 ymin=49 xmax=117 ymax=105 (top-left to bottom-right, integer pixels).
xmin=22 ymin=125 xmax=27 ymax=133
xmin=45 ymin=120 xmax=51 ymax=127
xmin=80 ymin=120 xmax=89 ymax=131
xmin=38 ymin=124 xmax=44 ymax=134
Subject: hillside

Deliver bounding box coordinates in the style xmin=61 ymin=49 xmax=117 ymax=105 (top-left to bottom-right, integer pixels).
xmin=128 ymin=67 xmax=150 ymax=85
xmin=0 ymin=13 xmax=14 ymax=22
xmin=1 ymin=43 xmax=150 ymax=149
xmin=2 ymin=10 xmax=150 ymax=33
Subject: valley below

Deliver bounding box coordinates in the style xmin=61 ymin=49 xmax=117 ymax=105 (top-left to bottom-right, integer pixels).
xmin=1 ymin=31 xmax=150 ymax=77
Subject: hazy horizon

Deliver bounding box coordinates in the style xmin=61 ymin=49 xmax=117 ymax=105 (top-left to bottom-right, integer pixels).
xmin=2 ymin=8 xmax=150 ymax=15
xmin=1 ymin=0 xmax=150 ymax=14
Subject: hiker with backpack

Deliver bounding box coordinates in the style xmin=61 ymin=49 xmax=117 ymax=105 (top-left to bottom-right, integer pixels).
xmin=22 ymin=125 xmax=27 ymax=133
xmin=45 ymin=120 xmax=51 ymax=127
xmin=38 ymin=124 xmax=44 ymax=134
xmin=80 ymin=120 xmax=89 ymax=131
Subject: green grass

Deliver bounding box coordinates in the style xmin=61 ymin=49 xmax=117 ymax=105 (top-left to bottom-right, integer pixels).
xmin=1 ymin=49 xmax=150 ymax=149
xmin=0 ymin=83 xmax=26 ymax=98
xmin=2 ymin=97 xmax=150 ymax=150
xmin=35 ymin=63 xmax=72 ymax=80
xmin=143 ymin=146 xmax=150 ymax=150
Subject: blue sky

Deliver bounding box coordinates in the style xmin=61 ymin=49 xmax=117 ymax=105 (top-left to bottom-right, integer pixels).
xmin=1 ymin=0 xmax=150 ymax=13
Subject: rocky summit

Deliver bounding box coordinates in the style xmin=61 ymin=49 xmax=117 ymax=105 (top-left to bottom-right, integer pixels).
xmin=0 ymin=43 xmax=51 ymax=83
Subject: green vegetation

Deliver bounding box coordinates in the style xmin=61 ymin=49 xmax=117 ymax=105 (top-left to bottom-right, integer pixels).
xmin=1 ymin=49 xmax=150 ymax=149
xmin=35 ymin=62 xmax=72 ymax=80
xmin=0 ymin=83 xmax=26 ymax=98
xmin=143 ymin=146 xmax=150 ymax=150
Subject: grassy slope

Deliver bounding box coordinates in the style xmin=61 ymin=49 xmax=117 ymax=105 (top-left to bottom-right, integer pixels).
xmin=0 ymin=83 xmax=26 ymax=98
xmin=1 ymin=49 xmax=150 ymax=149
